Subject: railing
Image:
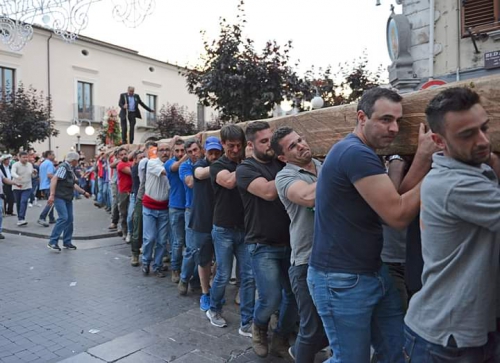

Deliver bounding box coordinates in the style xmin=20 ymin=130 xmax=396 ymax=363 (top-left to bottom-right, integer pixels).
xmin=73 ymin=104 xmax=105 ymax=123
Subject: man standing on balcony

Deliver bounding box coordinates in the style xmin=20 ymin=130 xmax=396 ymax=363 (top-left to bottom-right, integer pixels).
xmin=118 ymin=86 xmax=154 ymax=145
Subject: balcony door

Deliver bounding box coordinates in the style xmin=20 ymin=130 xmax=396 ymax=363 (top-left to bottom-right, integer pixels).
xmin=77 ymin=81 xmax=93 ymax=120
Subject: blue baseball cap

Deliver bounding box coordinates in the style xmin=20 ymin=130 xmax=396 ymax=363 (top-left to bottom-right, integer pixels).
xmin=205 ymin=136 xmax=222 ymax=151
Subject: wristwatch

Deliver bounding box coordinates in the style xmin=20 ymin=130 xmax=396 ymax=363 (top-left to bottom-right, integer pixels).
xmin=388 ymin=155 xmax=404 ymax=163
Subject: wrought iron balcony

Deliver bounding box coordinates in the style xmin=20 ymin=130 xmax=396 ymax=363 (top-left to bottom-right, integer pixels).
xmin=73 ymin=104 xmax=105 ymax=123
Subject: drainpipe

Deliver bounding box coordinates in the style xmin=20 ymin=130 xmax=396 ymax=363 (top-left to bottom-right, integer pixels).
xmin=456 ymin=0 xmax=461 ymax=81
xmin=429 ymin=0 xmax=435 ymax=79
xmin=47 ymin=33 xmax=53 ymax=150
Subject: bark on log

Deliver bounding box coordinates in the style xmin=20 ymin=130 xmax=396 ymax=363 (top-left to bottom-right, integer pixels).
xmin=158 ymin=75 xmax=500 ymax=156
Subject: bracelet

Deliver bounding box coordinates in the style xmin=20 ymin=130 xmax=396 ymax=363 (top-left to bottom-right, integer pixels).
xmin=388 ymin=155 xmax=404 ymax=163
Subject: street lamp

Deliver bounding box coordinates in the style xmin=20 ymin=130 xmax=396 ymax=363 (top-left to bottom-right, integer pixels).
xmin=66 ymin=120 xmax=95 ymax=152
xmin=311 ymin=87 xmax=325 ymax=110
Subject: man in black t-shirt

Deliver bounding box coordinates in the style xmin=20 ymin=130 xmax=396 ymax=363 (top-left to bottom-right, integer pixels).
xmin=129 ymin=149 xmax=144 ymax=267
xmin=189 ymin=137 xmax=222 ymax=311
xmin=236 ymin=121 xmax=295 ymax=360
xmin=206 ymin=125 xmax=256 ymax=339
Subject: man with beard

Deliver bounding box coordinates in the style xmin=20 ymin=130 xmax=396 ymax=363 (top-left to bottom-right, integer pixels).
xmin=116 ymin=147 xmax=133 ymax=240
xmin=404 ymin=87 xmax=500 ymax=362
xmin=188 ymin=137 xmax=222 ymax=310
xmin=236 ymin=121 xmax=295 ymax=359
xmin=37 ymin=150 xmax=57 ymax=226
xmin=141 ymin=143 xmax=171 ymax=278
xmin=308 ymin=87 xmax=435 ymax=363
xmin=207 ymin=125 xmax=255 ymax=338
xmin=272 ymin=127 xmax=328 ymax=362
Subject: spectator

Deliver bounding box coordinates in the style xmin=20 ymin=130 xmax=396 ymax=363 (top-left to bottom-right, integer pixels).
xmin=37 ymin=150 xmax=57 ymax=227
xmin=11 ymin=151 xmax=34 ymax=226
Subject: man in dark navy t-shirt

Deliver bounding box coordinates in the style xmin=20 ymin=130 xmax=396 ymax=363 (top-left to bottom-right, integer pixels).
xmin=308 ymin=87 xmax=434 ymax=363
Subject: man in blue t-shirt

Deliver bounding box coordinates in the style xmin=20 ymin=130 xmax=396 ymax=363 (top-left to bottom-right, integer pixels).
xmin=177 ymin=139 xmax=204 ymax=295
xmin=308 ymin=87 xmax=436 ymax=362
xmin=165 ymin=138 xmax=188 ymax=283
xmin=37 ymin=150 xmax=56 ymax=226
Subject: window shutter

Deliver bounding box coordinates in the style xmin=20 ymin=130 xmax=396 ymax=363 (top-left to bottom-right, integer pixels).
xmin=462 ymin=0 xmax=497 ymax=34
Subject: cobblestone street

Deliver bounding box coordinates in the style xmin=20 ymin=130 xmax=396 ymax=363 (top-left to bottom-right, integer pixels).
xmin=0 ymin=200 xmax=327 ymax=362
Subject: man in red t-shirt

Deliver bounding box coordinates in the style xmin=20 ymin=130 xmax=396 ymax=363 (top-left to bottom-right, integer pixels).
xmin=116 ymin=148 xmax=133 ymax=240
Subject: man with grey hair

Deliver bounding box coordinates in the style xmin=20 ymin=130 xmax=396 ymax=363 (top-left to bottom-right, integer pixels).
xmin=47 ymin=152 xmax=90 ymax=252
xmin=118 ymin=86 xmax=154 ymax=144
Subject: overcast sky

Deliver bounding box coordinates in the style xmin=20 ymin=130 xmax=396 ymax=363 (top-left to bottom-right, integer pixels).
xmin=81 ymin=0 xmax=401 ymax=77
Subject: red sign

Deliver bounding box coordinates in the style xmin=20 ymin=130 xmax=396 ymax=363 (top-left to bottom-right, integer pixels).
xmin=420 ymin=79 xmax=447 ymax=90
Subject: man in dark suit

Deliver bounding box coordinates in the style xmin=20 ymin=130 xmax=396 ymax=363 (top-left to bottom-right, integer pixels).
xmin=0 ymin=154 xmax=15 ymax=215
xmin=118 ymin=86 xmax=154 ymax=145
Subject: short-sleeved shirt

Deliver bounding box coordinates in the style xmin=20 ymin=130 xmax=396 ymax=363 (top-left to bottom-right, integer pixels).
xmin=276 ymin=159 xmax=322 ymax=266
xmin=117 ymin=161 xmax=132 ymax=193
xmin=381 ymin=226 xmax=407 ymax=264
xmin=190 ymin=158 xmax=215 ymax=233
xmin=405 ymin=153 xmax=500 ymax=348
xmin=179 ymin=159 xmax=194 ymax=209
xmin=310 ymin=133 xmax=386 ymax=274
xmin=236 ymin=157 xmax=290 ymax=246
xmin=165 ymin=158 xmax=186 ymax=209
xmin=39 ymin=159 xmax=55 ymax=190
xmin=210 ymin=155 xmax=245 ymax=229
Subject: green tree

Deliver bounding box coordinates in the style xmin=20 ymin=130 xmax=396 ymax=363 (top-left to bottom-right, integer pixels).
xmin=154 ymin=103 xmax=197 ymax=138
xmin=0 ymin=84 xmax=58 ymax=152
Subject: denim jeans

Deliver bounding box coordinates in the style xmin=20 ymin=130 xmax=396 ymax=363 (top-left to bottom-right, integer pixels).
xmin=210 ymin=225 xmax=255 ymax=326
xmin=127 ymin=193 xmax=135 ymax=236
xmin=30 ymin=179 xmax=38 ymax=203
xmin=169 ymin=207 xmax=185 ymax=271
xmin=248 ymin=244 xmax=297 ymax=336
xmin=97 ymin=178 xmax=104 ymax=204
xmin=38 ymin=188 xmax=55 ymax=222
xmin=307 ymin=265 xmax=404 ymax=363
xmin=289 ymin=264 xmax=329 ymax=363
xmin=404 ymin=325 xmax=495 ymax=363
xmin=180 ymin=209 xmax=200 ymax=286
xmin=131 ymin=197 xmax=143 ymax=256
xmin=13 ymin=189 xmax=31 ymax=221
xmin=142 ymin=207 xmax=170 ymax=272
xmin=49 ymin=198 xmax=74 ymax=246
xmin=90 ymin=180 xmax=96 ymax=196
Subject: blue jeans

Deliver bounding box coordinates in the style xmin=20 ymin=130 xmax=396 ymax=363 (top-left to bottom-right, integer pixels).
xmin=142 ymin=207 xmax=170 ymax=272
xmin=210 ymin=225 xmax=255 ymax=326
xmin=49 ymin=198 xmax=74 ymax=246
xmin=39 ymin=189 xmax=55 ymax=222
xmin=90 ymin=180 xmax=96 ymax=196
xmin=307 ymin=265 xmax=404 ymax=363
xmin=248 ymin=244 xmax=297 ymax=336
xmin=169 ymin=207 xmax=185 ymax=271
xmin=404 ymin=325 xmax=495 ymax=363
xmin=13 ymin=189 xmax=31 ymax=221
xmin=127 ymin=193 xmax=135 ymax=235
xmin=30 ymin=180 xmax=38 ymax=203
xmin=180 ymin=209 xmax=200 ymax=286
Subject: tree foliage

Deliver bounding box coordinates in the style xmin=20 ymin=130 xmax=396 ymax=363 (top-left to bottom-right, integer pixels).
xmin=0 ymin=84 xmax=59 ymax=152
xmin=184 ymin=0 xmax=298 ymax=122
xmin=153 ymin=103 xmax=197 ymax=138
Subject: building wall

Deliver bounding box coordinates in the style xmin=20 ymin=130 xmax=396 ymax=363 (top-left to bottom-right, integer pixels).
xmin=402 ymin=0 xmax=500 ymax=84
xmin=0 ymin=27 xmax=208 ymax=160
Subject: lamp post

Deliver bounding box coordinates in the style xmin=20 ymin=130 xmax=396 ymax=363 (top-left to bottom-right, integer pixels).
xmin=67 ymin=120 xmax=95 ymax=153
xmin=311 ymin=87 xmax=325 ymax=110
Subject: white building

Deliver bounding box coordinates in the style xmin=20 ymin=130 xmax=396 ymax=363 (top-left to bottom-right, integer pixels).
xmin=0 ymin=25 xmax=208 ymax=160
xmin=387 ymin=0 xmax=500 ymax=91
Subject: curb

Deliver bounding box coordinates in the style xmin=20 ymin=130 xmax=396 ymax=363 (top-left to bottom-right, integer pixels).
xmin=3 ymin=229 xmax=120 ymax=240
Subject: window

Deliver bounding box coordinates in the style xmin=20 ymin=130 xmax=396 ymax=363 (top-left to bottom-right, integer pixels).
xmin=462 ymin=0 xmax=500 ymax=36
xmin=77 ymin=81 xmax=93 ymax=120
xmin=0 ymin=66 xmax=15 ymax=99
xmin=146 ymin=94 xmax=157 ymax=125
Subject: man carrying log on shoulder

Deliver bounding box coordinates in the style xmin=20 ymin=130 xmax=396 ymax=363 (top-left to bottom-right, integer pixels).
xmin=404 ymin=87 xmax=500 ymax=362
xmin=307 ymin=87 xmax=438 ymax=363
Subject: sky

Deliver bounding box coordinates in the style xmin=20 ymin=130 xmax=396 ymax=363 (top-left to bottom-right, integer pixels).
xmin=80 ymin=0 xmax=402 ymax=78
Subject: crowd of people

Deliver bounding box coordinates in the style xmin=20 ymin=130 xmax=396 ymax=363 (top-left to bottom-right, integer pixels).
xmin=1 ymin=85 xmax=497 ymax=362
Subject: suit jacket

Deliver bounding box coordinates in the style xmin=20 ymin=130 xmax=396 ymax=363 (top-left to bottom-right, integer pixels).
xmin=118 ymin=93 xmax=153 ymax=120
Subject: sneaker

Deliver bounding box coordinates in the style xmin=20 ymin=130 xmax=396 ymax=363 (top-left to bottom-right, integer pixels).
xmin=37 ymin=219 xmax=49 ymax=227
xmin=0 ymin=233 xmax=5 ymax=240
xmin=49 ymin=219 xmax=56 ymax=224
xmin=17 ymin=220 xmax=27 ymax=226
xmin=94 ymin=202 xmax=103 ymax=208
xmin=142 ymin=264 xmax=150 ymax=276
xmin=131 ymin=255 xmax=139 ymax=267
xmin=155 ymin=270 xmax=166 ymax=278
xmin=63 ymin=244 xmax=77 ymax=250
xmin=239 ymin=322 xmax=253 ymax=338
xmin=171 ymin=270 xmax=180 ymax=283
xmin=252 ymin=323 xmax=269 ymax=358
xmin=108 ymin=223 xmax=117 ymax=230
xmin=125 ymin=234 xmax=131 ymax=243
xmin=288 ymin=346 xmax=296 ymax=360
xmin=200 ymin=294 xmax=210 ymax=312
xmin=234 ymin=290 xmax=240 ymax=305
xmin=229 ymin=277 xmax=237 ymax=285
xmin=28 ymin=203 xmax=33 ymax=208
xmin=47 ymin=244 xmax=61 ymax=252
xmin=178 ymin=280 xmax=188 ymax=296
xmin=205 ymin=309 xmax=227 ymax=328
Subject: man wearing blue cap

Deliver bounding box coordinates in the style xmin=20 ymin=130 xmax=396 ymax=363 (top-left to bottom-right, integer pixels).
xmin=189 ymin=136 xmax=223 ymax=311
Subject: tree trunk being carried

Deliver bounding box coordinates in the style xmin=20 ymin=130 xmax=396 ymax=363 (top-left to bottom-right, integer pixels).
xmin=201 ymin=74 xmax=500 ymax=156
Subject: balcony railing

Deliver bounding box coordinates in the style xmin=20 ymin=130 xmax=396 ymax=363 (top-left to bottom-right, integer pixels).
xmin=73 ymin=104 xmax=105 ymax=123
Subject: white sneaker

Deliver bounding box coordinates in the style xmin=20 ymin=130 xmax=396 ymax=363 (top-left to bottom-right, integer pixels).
xmin=17 ymin=220 xmax=27 ymax=226
xmin=28 ymin=203 xmax=33 ymax=208
xmin=125 ymin=234 xmax=131 ymax=243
